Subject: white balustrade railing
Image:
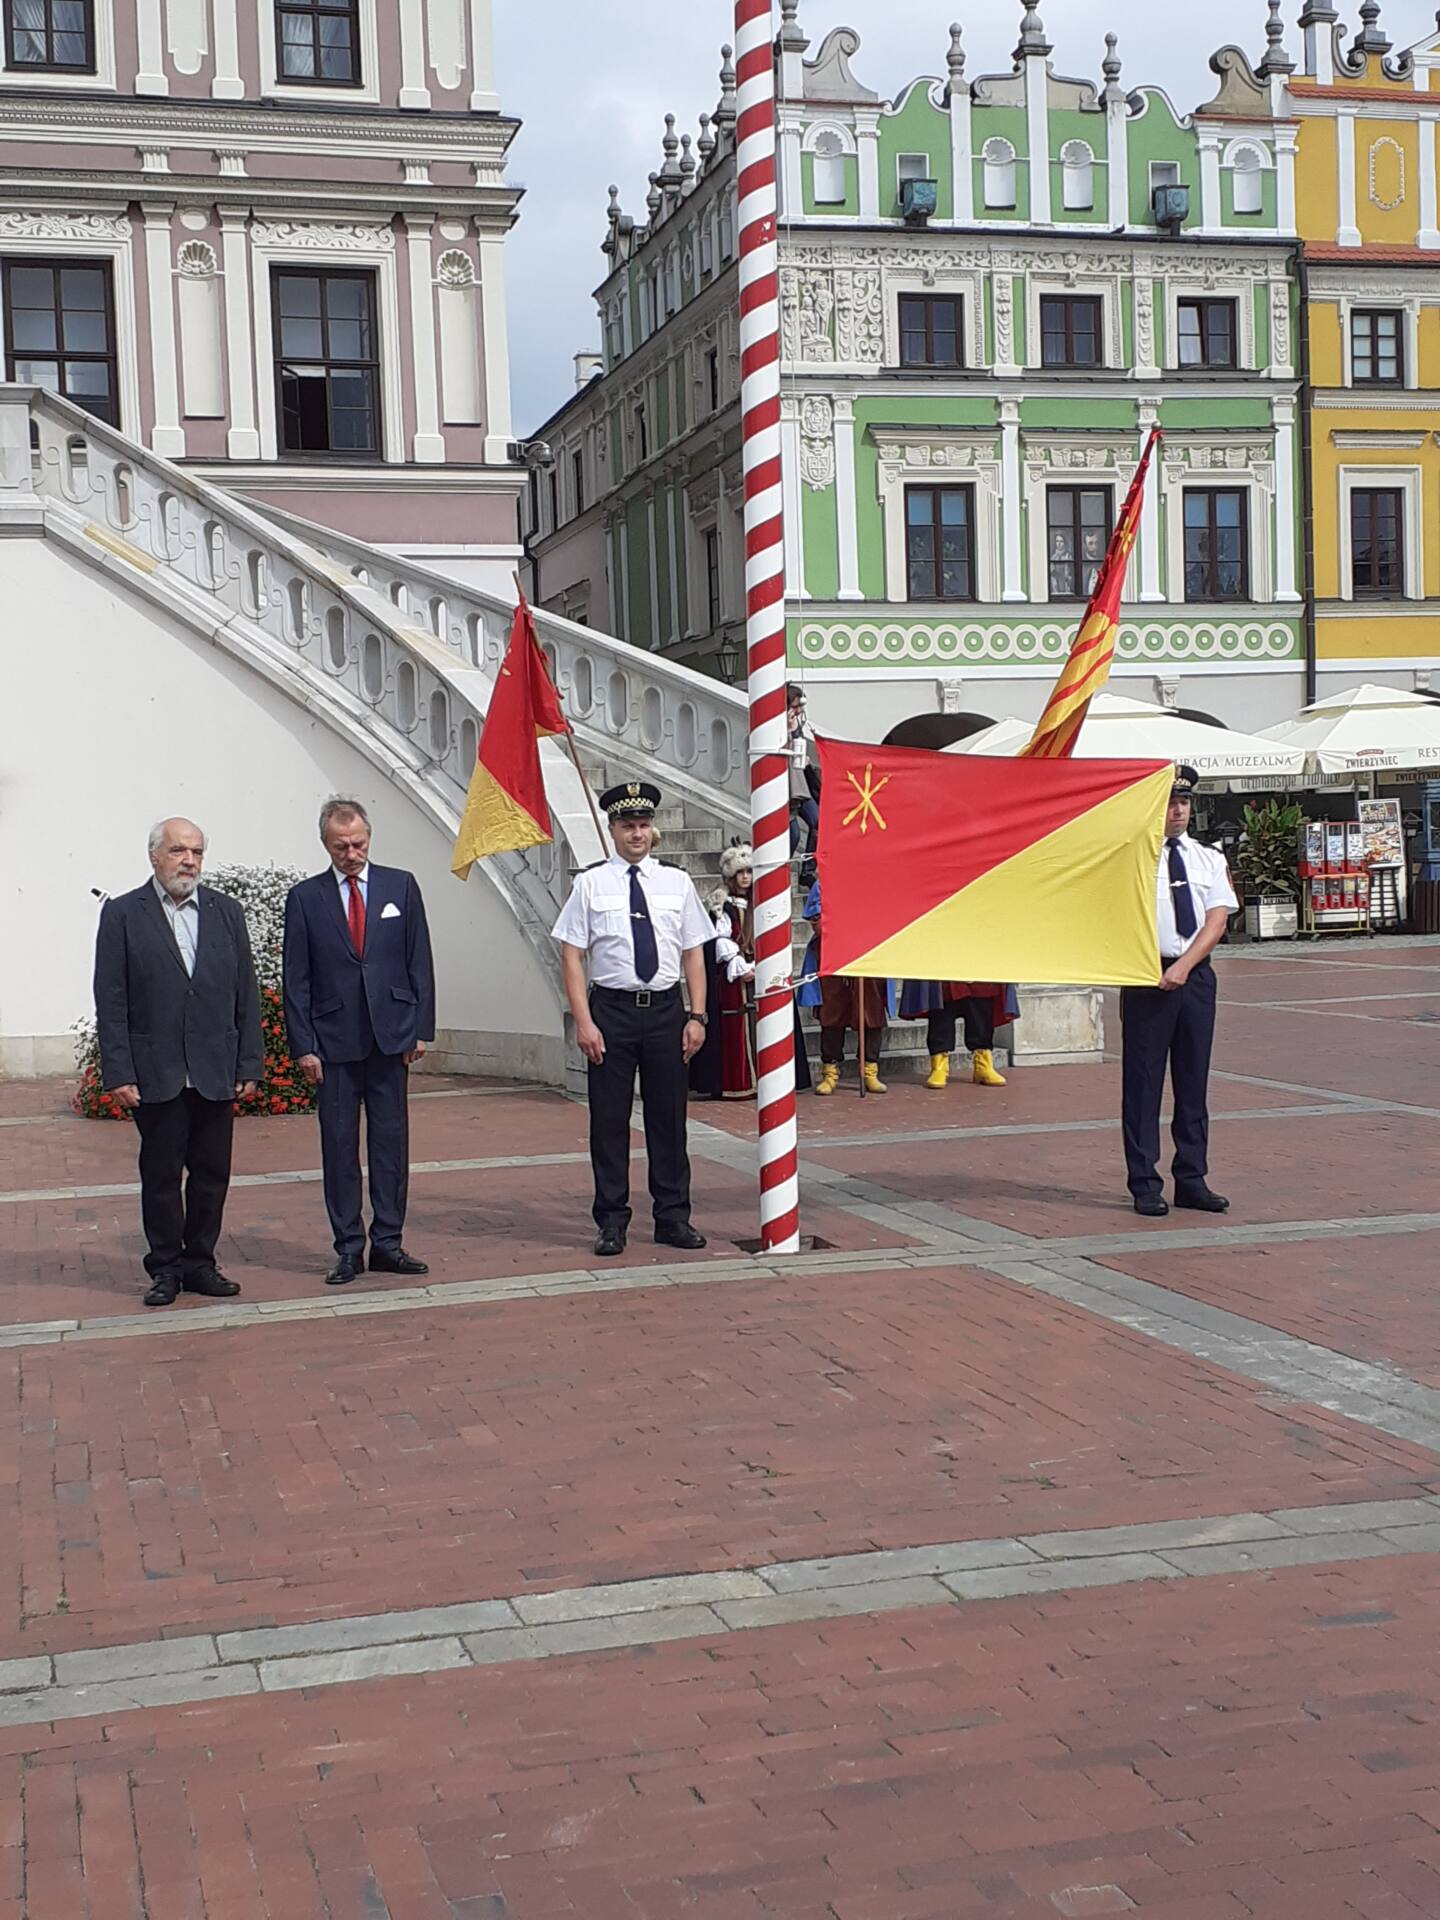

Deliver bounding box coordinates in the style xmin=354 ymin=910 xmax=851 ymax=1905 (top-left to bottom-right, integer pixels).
xmin=254 ymin=502 xmax=752 ymax=832
xmin=5 ymin=385 xmax=599 ymax=985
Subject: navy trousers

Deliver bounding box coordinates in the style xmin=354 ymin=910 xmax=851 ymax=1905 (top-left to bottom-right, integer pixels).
xmin=1120 ymin=959 xmax=1217 ymax=1202
xmin=316 ymin=1047 xmax=410 ymax=1257
xmin=587 ymin=985 xmax=692 ymax=1234
xmin=132 ymin=1090 xmax=235 ymax=1278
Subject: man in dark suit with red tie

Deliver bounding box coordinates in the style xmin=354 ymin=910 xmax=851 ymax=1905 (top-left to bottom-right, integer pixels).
xmin=283 ymin=797 xmax=436 ymax=1286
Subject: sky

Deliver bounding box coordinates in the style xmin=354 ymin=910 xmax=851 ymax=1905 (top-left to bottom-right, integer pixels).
xmin=496 ymin=1 xmax=1434 ymax=433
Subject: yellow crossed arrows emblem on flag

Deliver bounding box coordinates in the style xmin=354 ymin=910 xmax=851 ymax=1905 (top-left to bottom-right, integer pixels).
xmin=843 ymin=763 xmax=891 ymax=834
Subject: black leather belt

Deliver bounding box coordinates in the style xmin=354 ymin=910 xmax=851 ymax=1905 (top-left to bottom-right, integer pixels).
xmin=591 ymin=983 xmax=681 ymax=1009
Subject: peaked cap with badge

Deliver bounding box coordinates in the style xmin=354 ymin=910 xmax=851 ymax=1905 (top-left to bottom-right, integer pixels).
xmin=1170 ymin=764 xmax=1200 ymax=799
xmin=600 ymin=780 xmax=662 ymax=821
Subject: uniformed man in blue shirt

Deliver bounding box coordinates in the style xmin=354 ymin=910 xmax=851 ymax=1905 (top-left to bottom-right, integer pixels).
xmin=1120 ymin=765 xmax=1239 ymax=1217
xmin=553 ymin=782 xmax=714 ymax=1257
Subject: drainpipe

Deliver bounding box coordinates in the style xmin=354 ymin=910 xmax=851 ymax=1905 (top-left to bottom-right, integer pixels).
xmin=1296 ymin=244 xmax=1318 ymax=705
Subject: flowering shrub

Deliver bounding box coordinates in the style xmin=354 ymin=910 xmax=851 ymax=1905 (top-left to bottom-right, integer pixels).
xmin=73 ymin=863 xmax=316 ymax=1121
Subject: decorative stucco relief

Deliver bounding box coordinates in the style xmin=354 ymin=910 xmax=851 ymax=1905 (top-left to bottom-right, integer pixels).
xmin=250 ymin=220 xmax=395 ymax=252
xmin=427 ymin=0 xmax=466 ymax=92
xmin=165 ymin=0 xmax=208 ymax=75
xmin=799 ymin=396 xmax=835 ymax=491
xmin=794 ymin=619 xmax=1301 ymax=668
xmin=1368 ymin=137 xmax=1406 ymax=213
xmin=0 ymin=212 xmax=130 ymax=241
xmin=833 ymin=268 xmax=883 ymax=363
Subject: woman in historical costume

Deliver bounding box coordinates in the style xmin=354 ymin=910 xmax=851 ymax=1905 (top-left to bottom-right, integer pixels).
xmin=709 ymin=844 xmax=757 ymax=1100
xmin=899 ymin=980 xmax=1016 ymax=1089
xmin=803 ymin=879 xmax=888 ymax=1095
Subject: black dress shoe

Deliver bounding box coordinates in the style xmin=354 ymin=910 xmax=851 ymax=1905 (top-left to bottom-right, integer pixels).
xmin=143 ymin=1268 xmax=183 ymax=1308
xmin=368 ymin=1247 xmax=429 ymax=1276
xmin=655 ymin=1224 xmax=707 ymax=1250
xmin=1132 ymin=1196 xmax=1170 ymax=1218
xmin=326 ymin=1254 xmax=365 ymax=1286
xmin=1175 ymin=1186 xmax=1230 ymax=1213
xmin=593 ymin=1227 xmax=627 ymax=1258
xmin=182 ymin=1267 xmax=242 ymax=1298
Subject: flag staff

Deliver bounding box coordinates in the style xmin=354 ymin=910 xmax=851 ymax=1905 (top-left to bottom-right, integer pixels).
xmin=735 ymin=0 xmax=800 ymax=1253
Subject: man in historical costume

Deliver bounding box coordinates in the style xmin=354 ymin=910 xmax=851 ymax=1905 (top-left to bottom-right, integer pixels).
xmin=899 ymin=981 xmax=1014 ymax=1089
xmin=1120 ymin=765 xmax=1238 ymax=1217
xmin=802 ymin=878 xmax=887 ymax=1095
xmin=554 ymin=780 xmax=713 ymax=1257
xmin=708 ymin=844 xmax=758 ymax=1099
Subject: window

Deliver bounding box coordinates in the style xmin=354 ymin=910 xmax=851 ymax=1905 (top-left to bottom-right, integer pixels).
xmin=548 ymin=468 xmax=559 ymax=532
xmin=1231 ymin=147 xmax=1264 ymax=216
xmin=1040 ymin=295 xmax=1103 ymax=368
xmin=1183 ymin=489 xmax=1249 ymax=602
xmin=1060 ymin=140 xmax=1094 ymax=212
xmin=812 ymin=130 xmax=846 ymax=205
xmin=705 ymin=528 xmax=722 ymax=629
xmin=634 ymin=401 xmax=648 ymax=464
xmin=571 ymin=448 xmax=584 ymax=517
xmin=982 ymin=139 xmax=1017 ymax=210
xmin=527 ymin=468 xmax=540 ymax=539
xmin=905 ymin=485 xmax=975 ymax=602
xmin=1351 ymin=488 xmax=1404 ymax=596
xmin=1177 ymin=298 xmax=1237 ymax=370
xmin=4 ymin=0 xmax=93 ymax=68
xmin=706 ymin=346 xmax=720 ymax=412
xmin=2 ymin=259 xmax=116 ymax=424
xmin=898 ymin=294 xmax=962 ymax=369
xmin=1047 ymin=488 xmax=1113 ymax=600
xmin=897 ymin=152 xmax=930 ymax=191
xmin=275 ymin=0 xmax=360 ymax=84
xmin=1150 ymin=160 xmax=1180 ymax=192
xmin=1351 ymin=308 xmax=1403 ymax=385
xmin=273 ymin=268 xmax=380 ymax=456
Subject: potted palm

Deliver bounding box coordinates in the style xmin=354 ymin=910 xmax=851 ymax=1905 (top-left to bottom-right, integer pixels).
xmin=1234 ymin=799 xmax=1302 ymax=939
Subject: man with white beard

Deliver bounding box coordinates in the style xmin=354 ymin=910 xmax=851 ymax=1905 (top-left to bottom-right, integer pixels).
xmin=93 ymin=818 xmax=263 ymax=1306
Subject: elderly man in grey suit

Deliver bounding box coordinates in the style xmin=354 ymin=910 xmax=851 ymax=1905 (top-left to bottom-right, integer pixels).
xmin=93 ymin=818 xmax=263 ymax=1308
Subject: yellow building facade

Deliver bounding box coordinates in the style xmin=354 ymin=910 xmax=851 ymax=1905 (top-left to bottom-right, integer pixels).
xmin=1291 ymin=3 xmax=1440 ymax=688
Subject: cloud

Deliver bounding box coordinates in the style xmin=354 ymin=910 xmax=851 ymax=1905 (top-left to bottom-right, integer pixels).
xmin=495 ymin=1 xmax=1423 ymax=431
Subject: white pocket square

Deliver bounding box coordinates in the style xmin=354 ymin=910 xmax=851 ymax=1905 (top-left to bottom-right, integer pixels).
xmin=380 ymin=902 xmax=402 ymax=919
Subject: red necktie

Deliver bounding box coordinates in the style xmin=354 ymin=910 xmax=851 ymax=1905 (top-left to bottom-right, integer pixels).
xmin=347 ymin=875 xmax=366 ymax=955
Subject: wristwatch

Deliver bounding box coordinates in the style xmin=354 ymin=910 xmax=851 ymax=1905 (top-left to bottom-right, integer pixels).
xmin=687 ymin=1011 xmax=709 ymax=1027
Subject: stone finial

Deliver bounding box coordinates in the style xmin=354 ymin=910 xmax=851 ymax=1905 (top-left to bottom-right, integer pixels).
xmin=1354 ymin=0 xmax=1391 ymax=53
xmin=606 ymin=183 xmax=622 ymax=227
xmin=646 ymin=171 xmax=662 ymax=222
xmin=1297 ymin=1 xmax=1338 ymax=20
xmin=780 ymin=0 xmax=808 ymax=51
xmin=661 ymin=112 xmax=681 ymax=182
xmin=1102 ymin=31 xmax=1124 ymax=97
xmin=1014 ymin=0 xmax=1051 ymax=61
xmin=715 ymin=44 xmax=737 ymax=128
xmin=697 ymin=111 xmax=716 ymax=166
xmin=679 ymin=133 xmax=697 ymax=194
xmin=946 ymin=22 xmax=966 ymax=83
xmin=1258 ymin=0 xmax=1296 ymax=73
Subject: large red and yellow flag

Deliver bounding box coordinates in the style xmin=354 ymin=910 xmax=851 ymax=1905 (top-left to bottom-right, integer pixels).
xmin=1021 ymin=427 xmax=1161 ymax=761
xmin=451 ymin=593 xmax=569 ymax=879
xmin=815 ymin=739 xmax=1170 ymax=986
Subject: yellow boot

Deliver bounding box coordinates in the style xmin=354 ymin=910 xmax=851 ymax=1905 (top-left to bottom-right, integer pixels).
xmin=925 ymin=1052 xmax=950 ymax=1090
xmin=816 ymin=1062 xmax=840 ymax=1096
xmin=971 ymin=1048 xmax=1006 ymax=1088
xmin=862 ymin=1062 xmax=887 ymax=1095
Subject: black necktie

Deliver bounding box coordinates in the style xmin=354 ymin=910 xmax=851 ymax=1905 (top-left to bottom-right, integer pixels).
xmin=1167 ymin=838 xmax=1198 ymax=940
xmin=629 ymin=865 xmax=659 ymax=983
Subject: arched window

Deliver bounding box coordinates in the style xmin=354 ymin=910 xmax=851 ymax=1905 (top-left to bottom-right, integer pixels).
xmin=1232 ymin=146 xmax=1264 ymax=216
xmin=982 ymin=138 xmax=1017 ymax=211
xmin=1060 ymin=140 xmax=1094 ymax=212
xmin=812 ymin=129 xmax=846 ymax=205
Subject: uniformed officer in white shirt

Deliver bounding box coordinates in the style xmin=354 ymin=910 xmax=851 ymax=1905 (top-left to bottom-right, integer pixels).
xmin=1120 ymin=765 xmax=1239 ymax=1217
xmin=553 ymin=781 xmax=715 ymax=1257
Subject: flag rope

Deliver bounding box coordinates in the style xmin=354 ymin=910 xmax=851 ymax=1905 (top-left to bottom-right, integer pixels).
xmin=736 ymin=0 xmax=800 ymax=1252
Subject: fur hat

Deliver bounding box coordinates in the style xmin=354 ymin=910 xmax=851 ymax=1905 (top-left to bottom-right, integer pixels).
xmin=719 ymin=843 xmax=753 ymax=882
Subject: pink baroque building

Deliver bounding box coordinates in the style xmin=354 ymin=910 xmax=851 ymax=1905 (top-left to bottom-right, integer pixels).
xmin=0 ymin=0 xmax=523 ymax=588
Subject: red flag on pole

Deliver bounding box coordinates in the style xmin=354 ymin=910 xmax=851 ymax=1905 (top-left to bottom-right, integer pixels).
xmin=451 ymin=592 xmax=569 ymax=878
xmin=1021 ymin=427 xmax=1161 ymax=761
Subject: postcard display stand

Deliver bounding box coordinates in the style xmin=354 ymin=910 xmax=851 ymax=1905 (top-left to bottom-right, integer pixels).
xmin=1297 ymin=821 xmax=1373 ymax=936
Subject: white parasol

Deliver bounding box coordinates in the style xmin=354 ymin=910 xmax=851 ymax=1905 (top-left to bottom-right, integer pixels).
xmin=1257 ymin=683 xmax=1440 ymax=775
xmin=946 ymin=693 xmax=1310 ymax=785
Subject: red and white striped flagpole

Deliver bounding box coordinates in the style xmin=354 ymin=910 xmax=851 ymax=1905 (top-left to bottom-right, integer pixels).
xmin=735 ymin=0 xmax=800 ymax=1254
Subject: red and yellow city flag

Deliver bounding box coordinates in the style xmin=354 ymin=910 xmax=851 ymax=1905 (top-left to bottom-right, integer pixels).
xmin=1021 ymin=427 xmax=1161 ymax=761
xmin=451 ymin=592 xmax=569 ymax=879
xmin=816 ymin=739 xmax=1170 ymax=986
